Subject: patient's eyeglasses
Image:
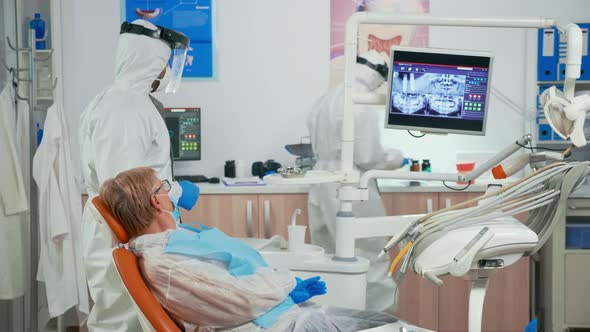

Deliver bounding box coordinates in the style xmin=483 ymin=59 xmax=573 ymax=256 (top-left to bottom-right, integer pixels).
xmin=154 ymin=179 xmax=171 ymax=195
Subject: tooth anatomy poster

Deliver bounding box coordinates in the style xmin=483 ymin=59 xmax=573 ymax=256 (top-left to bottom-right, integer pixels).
xmin=124 ymin=0 xmax=214 ymax=79
xmin=329 ymin=0 xmax=430 ymax=86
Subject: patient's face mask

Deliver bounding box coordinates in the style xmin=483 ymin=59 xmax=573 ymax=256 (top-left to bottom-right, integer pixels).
xmin=157 ymin=181 xmax=182 ymax=224
xmin=167 ymin=198 xmax=181 ymax=224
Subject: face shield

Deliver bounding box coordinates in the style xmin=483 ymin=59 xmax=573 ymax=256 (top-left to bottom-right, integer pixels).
xmin=120 ymin=22 xmax=190 ymax=94
xmin=166 ymin=46 xmax=189 ymax=93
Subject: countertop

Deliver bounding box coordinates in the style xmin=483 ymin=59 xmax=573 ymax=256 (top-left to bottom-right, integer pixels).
xmin=196 ymin=179 xmax=509 ymax=194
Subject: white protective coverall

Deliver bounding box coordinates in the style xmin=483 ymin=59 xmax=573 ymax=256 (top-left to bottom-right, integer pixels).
xmin=33 ymin=104 xmax=89 ymax=318
xmin=79 ymin=19 xmax=172 ymax=331
xmin=131 ymin=229 xmax=402 ymax=331
xmin=0 ymin=82 xmax=27 ymax=300
xmin=307 ymin=51 xmax=405 ymax=312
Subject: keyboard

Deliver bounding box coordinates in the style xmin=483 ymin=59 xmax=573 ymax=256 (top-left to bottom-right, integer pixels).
xmin=174 ymin=175 xmax=209 ymax=183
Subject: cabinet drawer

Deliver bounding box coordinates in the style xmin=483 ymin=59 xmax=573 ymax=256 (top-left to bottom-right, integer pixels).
xmin=181 ymin=194 xmax=259 ymax=238
xmin=565 ymin=254 xmax=590 ymax=324
xmin=384 ymin=193 xmax=438 ymax=215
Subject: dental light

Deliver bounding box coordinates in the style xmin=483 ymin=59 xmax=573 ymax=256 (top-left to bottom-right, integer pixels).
xmin=540 ymin=24 xmax=588 ymax=147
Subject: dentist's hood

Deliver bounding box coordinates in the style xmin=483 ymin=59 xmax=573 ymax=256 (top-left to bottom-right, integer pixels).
xmin=113 ymin=19 xmax=171 ymax=93
xmin=308 ymin=50 xmax=402 ymax=171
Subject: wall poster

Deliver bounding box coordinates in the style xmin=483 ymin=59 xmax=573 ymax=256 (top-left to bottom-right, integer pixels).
xmin=124 ymin=0 xmax=214 ymax=79
xmin=330 ymin=0 xmax=430 ymax=85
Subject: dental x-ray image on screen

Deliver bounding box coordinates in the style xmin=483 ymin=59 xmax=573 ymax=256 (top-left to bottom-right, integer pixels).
xmin=392 ymin=73 xmax=466 ymax=116
xmin=385 ymin=47 xmax=493 ymax=135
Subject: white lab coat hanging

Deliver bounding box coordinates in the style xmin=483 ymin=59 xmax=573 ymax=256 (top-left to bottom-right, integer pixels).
xmin=33 ymin=103 xmax=89 ymax=318
xmin=0 ymin=83 xmax=27 ymax=299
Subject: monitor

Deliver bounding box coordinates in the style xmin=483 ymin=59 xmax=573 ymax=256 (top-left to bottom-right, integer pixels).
xmin=163 ymin=108 xmax=201 ymax=161
xmin=385 ymin=47 xmax=493 ymax=135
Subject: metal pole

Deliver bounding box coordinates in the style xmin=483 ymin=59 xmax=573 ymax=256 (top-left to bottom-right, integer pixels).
xmin=12 ymin=1 xmax=27 ymax=330
xmin=28 ymin=28 xmax=38 ymax=332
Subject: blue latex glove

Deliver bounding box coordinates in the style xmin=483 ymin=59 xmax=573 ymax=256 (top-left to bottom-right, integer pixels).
xmin=288 ymin=276 xmax=327 ymax=304
xmin=524 ymin=317 xmax=537 ymax=332
xmin=177 ymin=180 xmax=200 ymax=210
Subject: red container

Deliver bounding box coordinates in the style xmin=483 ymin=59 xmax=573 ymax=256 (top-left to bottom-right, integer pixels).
xmin=456 ymin=162 xmax=476 ymax=173
xmin=456 ymin=162 xmax=476 ymax=184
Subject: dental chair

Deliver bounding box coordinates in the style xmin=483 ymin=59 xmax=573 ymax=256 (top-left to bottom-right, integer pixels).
xmin=395 ymin=162 xmax=590 ymax=332
xmin=92 ymin=197 xmax=182 ymax=332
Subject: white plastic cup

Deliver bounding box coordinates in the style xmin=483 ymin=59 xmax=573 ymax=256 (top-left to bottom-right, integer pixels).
xmin=288 ymin=225 xmax=307 ymax=252
xmin=235 ymin=160 xmax=247 ymax=178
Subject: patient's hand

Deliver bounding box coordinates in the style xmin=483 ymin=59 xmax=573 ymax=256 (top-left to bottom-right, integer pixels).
xmin=288 ymin=276 xmax=327 ymax=304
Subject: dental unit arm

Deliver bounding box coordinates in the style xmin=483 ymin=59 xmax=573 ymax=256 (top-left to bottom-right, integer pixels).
xmin=491 ymin=151 xmax=565 ymax=179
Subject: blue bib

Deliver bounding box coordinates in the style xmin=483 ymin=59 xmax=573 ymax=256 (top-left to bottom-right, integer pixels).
xmin=165 ymin=224 xmax=269 ymax=277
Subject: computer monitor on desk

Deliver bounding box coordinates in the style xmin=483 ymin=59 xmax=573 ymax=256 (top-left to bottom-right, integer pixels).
xmin=385 ymin=47 xmax=493 ymax=135
xmin=163 ymin=108 xmax=201 ymax=161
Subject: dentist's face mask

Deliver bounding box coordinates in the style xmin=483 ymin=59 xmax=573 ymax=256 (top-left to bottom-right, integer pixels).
xmin=156 ymin=180 xmax=182 ymax=224
xmin=151 ymin=66 xmax=171 ymax=93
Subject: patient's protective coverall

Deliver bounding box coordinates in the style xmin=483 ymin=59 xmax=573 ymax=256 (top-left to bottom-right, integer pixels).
xmin=131 ymin=228 xmax=400 ymax=331
xmin=307 ymin=50 xmax=405 ymax=311
xmin=79 ymin=19 xmax=172 ymax=331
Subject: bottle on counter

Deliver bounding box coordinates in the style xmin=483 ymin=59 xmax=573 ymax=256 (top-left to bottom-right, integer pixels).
xmin=224 ymin=160 xmax=236 ymax=178
xmin=30 ymin=13 xmax=46 ymax=50
xmin=409 ymin=159 xmax=420 ymax=186
xmin=421 ymin=159 xmax=431 ymax=172
xmin=36 ymin=122 xmax=43 ymax=146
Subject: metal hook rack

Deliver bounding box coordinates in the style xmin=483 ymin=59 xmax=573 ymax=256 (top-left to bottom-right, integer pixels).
xmin=1 ymin=57 xmax=12 ymax=72
xmin=6 ymin=36 xmax=28 ymax=51
xmin=37 ymin=77 xmax=58 ymax=92
xmin=1 ymin=57 xmax=20 ymax=98
xmin=35 ymin=49 xmax=54 ymax=62
xmin=5 ymin=31 xmax=58 ymax=106
xmin=16 ymin=91 xmax=29 ymax=101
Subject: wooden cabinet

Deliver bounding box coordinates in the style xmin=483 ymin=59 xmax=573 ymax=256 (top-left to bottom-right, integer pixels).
xmin=180 ymin=194 xmax=309 ymax=240
xmin=437 ymin=260 xmax=530 ymax=331
xmin=383 ymin=193 xmax=440 ymax=331
xmin=437 ymin=192 xmax=481 ymax=332
xmin=383 ymin=192 xmax=530 ymax=332
xmin=384 ymin=192 xmax=438 ymax=216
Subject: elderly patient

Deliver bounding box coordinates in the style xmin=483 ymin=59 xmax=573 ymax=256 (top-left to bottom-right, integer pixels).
xmin=100 ymin=167 xmax=400 ymax=331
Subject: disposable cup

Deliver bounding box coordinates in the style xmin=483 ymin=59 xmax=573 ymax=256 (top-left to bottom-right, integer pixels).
xmin=288 ymin=225 xmax=307 ymax=252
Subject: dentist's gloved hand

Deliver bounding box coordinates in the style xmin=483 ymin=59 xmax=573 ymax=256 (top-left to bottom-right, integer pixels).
xmin=289 ymin=276 xmax=327 ymax=304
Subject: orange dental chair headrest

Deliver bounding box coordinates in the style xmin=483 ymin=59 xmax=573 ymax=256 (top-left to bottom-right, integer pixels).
xmin=92 ymin=196 xmax=130 ymax=243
